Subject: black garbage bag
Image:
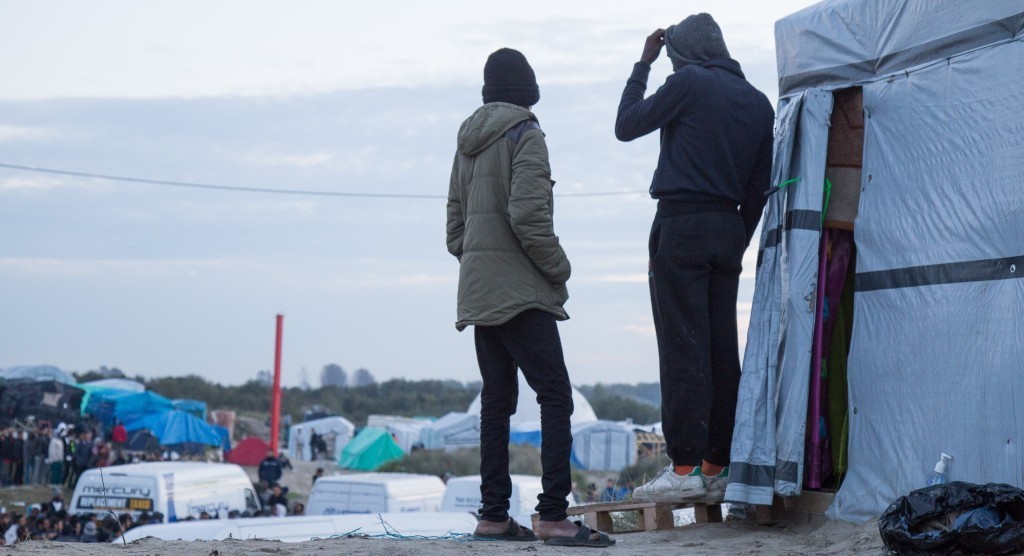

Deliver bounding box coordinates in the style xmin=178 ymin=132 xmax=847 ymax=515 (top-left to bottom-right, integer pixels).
xmin=879 ymin=481 xmax=1024 ymax=555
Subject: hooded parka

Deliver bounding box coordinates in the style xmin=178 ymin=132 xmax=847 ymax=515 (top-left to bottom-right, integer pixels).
xmin=446 ymin=102 xmax=570 ymax=331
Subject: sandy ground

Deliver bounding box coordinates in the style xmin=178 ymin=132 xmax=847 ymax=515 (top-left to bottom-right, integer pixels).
xmin=6 ymin=518 xmax=886 ymax=555
xmin=2 ymin=458 xmax=888 ymax=554
xmin=240 ymin=457 xmax=343 ymax=502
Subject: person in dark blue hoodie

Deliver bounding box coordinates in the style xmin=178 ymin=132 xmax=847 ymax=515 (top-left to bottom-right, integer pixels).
xmin=616 ymin=13 xmax=775 ymax=503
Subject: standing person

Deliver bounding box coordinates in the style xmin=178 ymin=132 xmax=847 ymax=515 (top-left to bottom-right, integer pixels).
xmin=446 ymin=48 xmax=613 ymax=548
xmin=309 ymin=431 xmax=321 ymax=461
xmin=257 ymin=450 xmax=283 ymax=486
xmin=45 ymin=429 xmax=65 ymax=486
xmin=67 ymin=431 xmax=92 ymax=488
xmin=615 ymin=13 xmax=774 ymax=502
xmin=32 ymin=426 xmax=49 ymax=485
xmin=21 ymin=431 xmax=34 ymax=486
xmin=0 ymin=430 xmax=15 ymax=485
xmin=110 ymin=420 xmax=127 ymax=450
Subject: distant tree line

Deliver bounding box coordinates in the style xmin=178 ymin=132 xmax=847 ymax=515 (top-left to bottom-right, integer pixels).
xmin=134 ymin=375 xmax=479 ymax=428
xmin=73 ymin=366 xmax=661 ymax=428
xmin=579 ymin=383 xmax=661 ymax=425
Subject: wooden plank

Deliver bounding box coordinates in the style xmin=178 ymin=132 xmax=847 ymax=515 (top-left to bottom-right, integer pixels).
xmin=783 ymin=490 xmax=835 ymax=514
xmin=694 ymin=503 xmax=722 ymax=523
xmin=654 ymin=505 xmax=675 ymax=529
xmin=553 ymin=500 xmax=723 ymax=533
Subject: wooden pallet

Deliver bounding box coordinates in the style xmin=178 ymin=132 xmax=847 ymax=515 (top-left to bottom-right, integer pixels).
xmin=533 ymin=500 xmax=722 ymax=534
xmin=635 ymin=431 xmax=667 ymax=460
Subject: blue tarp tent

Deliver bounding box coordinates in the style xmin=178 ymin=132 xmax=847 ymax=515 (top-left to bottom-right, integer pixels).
xmin=211 ymin=425 xmax=232 ymax=453
xmin=81 ymin=378 xmax=145 ymax=392
xmin=172 ymin=399 xmax=208 ymax=420
xmin=83 ymin=389 xmax=173 ymax=427
xmin=125 ymin=409 xmax=221 ymax=447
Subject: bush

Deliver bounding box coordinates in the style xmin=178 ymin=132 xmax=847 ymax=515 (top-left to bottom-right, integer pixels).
xmin=377 ymin=444 xmax=544 ymax=477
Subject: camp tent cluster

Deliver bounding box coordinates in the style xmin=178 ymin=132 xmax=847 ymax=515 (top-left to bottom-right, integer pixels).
xmin=0 ymin=365 xmax=223 ymax=452
xmin=338 ymin=377 xmax=640 ymax=472
xmin=728 ymin=0 xmax=1024 ymax=523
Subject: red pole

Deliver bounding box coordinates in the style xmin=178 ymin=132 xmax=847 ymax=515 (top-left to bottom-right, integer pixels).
xmin=270 ymin=314 xmax=284 ymax=455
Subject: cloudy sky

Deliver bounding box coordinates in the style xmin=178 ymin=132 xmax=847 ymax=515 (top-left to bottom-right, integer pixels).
xmin=0 ymin=0 xmax=816 ymax=387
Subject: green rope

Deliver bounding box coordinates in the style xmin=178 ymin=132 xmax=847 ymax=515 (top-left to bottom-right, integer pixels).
xmin=821 ymin=178 xmax=833 ymax=225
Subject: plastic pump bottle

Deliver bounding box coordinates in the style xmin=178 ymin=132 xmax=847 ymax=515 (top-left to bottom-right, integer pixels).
xmin=926 ymin=453 xmax=953 ymax=486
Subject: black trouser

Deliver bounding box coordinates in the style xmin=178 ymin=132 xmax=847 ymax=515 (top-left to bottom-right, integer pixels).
xmin=649 ymin=206 xmax=744 ymax=467
xmin=474 ymin=309 xmax=574 ymax=522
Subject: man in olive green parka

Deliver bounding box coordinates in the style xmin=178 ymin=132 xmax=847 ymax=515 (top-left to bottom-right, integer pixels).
xmin=447 ymin=48 xmax=613 ymax=547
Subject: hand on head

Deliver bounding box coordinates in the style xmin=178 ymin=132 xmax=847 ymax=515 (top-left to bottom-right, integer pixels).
xmin=641 ymin=29 xmax=666 ymax=64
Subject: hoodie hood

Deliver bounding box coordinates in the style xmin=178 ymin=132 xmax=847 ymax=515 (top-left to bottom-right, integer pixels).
xmin=457 ymin=102 xmax=536 ymax=157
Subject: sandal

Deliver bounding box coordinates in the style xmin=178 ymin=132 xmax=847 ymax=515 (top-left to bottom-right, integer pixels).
xmin=472 ymin=518 xmax=537 ymax=542
xmin=543 ymin=521 xmax=615 ymax=547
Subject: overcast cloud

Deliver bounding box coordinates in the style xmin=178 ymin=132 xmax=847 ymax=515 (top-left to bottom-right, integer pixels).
xmin=0 ymin=1 xmax=814 ymax=386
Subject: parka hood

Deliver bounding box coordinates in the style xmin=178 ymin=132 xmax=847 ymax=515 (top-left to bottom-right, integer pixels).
xmin=457 ymin=102 xmax=537 ymax=156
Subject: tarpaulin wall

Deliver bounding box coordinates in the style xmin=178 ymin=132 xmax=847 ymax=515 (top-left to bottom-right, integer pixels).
xmin=729 ymin=0 xmax=1024 ymax=523
xmin=727 ymin=89 xmax=831 ymax=505
xmin=830 ymin=37 xmax=1024 ymax=522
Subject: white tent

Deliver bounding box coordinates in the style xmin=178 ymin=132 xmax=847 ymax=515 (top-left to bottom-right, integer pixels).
xmin=287 ymin=416 xmax=355 ymax=461
xmin=367 ymin=415 xmax=431 ymax=453
xmin=418 ymin=412 xmax=479 ymax=451
xmin=571 ymin=420 xmax=637 ymax=472
xmin=728 ymin=0 xmax=1024 ymax=523
xmin=466 ymin=376 xmax=598 ymax=429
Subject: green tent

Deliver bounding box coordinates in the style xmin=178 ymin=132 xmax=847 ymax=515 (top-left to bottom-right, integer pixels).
xmin=338 ymin=427 xmax=404 ymax=471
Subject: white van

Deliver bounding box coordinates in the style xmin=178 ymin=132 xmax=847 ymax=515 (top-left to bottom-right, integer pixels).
xmin=70 ymin=462 xmax=260 ymax=521
xmin=441 ymin=474 xmax=546 ymax=525
xmin=307 ymin=472 xmax=445 ymax=515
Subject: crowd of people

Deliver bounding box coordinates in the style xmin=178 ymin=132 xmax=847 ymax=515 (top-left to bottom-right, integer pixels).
xmin=256 ymin=450 xmax=305 ymax=516
xmin=0 ymin=416 xmax=231 ymax=546
xmin=0 ymin=418 xmax=171 ymax=491
xmin=0 ymin=490 xmax=167 ymax=545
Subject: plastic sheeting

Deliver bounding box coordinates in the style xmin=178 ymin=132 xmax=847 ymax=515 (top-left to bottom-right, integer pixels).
xmin=727 ymin=89 xmax=831 ymax=506
xmin=84 ymin=389 xmax=173 ymax=427
xmin=418 ymin=412 xmax=479 ymax=450
xmin=172 ymin=399 xmax=208 ymax=420
xmin=732 ymin=0 xmax=1024 ymax=523
xmin=830 ymin=39 xmax=1024 ymax=522
xmin=338 ymin=427 xmax=404 ymax=471
xmin=0 ymin=365 xmax=76 ymax=385
xmin=125 ymin=409 xmax=222 ymax=447
xmin=81 ymin=378 xmax=146 ymax=392
xmin=570 ymin=420 xmax=637 ymax=472
xmin=466 ymin=375 xmax=598 ymax=428
xmin=775 ymin=0 xmax=1024 ymax=96
xmin=286 ymin=416 xmax=354 ymax=461
xmin=0 ymin=379 xmax=84 ymax=425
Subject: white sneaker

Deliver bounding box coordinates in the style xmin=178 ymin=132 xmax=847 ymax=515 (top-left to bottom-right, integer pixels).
xmin=632 ymin=466 xmax=706 ymax=502
xmin=704 ymin=467 xmax=729 ymax=503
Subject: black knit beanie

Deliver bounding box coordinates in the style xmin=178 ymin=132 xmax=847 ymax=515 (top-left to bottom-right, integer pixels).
xmin=482 ymin=48 xmax=540 ymax=108
xmin=665 ymin=13 xmax=730 ymax=69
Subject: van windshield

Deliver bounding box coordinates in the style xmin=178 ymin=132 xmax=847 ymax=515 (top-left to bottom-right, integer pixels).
xmin=245 ymin=489 xmax=260 ymax=512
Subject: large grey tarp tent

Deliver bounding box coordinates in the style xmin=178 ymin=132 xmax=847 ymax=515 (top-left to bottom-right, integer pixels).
xmin=570 ymin=420 xmax=637 ymax=472
xmin=727 ymin=0 xmax=1024 ymax=523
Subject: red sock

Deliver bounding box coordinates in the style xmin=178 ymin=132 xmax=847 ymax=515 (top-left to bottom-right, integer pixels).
xmin=701 ymin=462 xmax=725 ymax=476
xmin=673 ymin=464 xmax=697 ymax=476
